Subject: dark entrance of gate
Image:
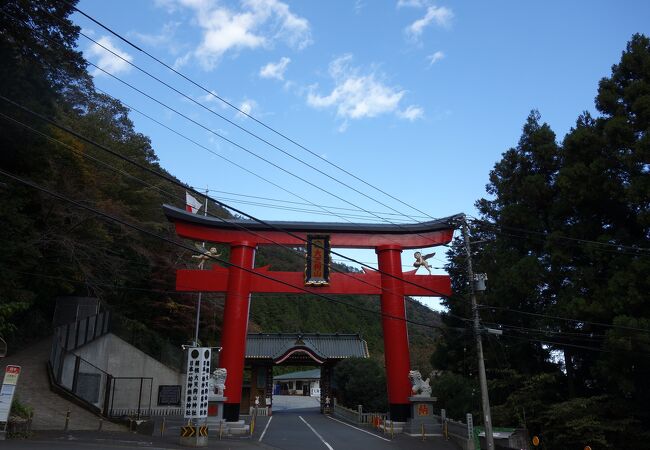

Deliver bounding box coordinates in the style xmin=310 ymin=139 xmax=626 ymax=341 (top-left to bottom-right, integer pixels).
xmin=243 ymin=332 xmax=369 ymax=414
xmin=164 ymin=204 xmax=459 ymax=422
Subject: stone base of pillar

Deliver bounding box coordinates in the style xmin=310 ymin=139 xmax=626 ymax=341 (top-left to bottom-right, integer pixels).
xmin=404 ymin=396 xmax=441 ymax=436
xmin=207 ymin=395 xmax=227 ymax=420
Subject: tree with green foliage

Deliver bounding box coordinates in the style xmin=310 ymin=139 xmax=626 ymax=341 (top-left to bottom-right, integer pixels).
xmin=333 ymin=357 xmax=388 ymax=412
xmin=435 ymin=34 xmax=650 ymax=450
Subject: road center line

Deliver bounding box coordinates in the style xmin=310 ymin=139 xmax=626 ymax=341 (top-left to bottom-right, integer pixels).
xmin=326 ymin=415 xmax=392 ymax=442
xmin=258 ymin=415 xmax=273 ymax=442
xmin=299 ymin=415 xmax=334 ymax=450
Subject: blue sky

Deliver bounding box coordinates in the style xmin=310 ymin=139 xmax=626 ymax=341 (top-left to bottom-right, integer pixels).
xmin=73 ymin=0 xmax=650 ymax=309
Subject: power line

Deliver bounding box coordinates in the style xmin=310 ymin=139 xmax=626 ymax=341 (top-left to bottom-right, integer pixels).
xmin=34 ymin=6 xmax=449 ymax=240
xmin=467 ymin=215 xmax=649 ymax=255
xmin=71 ymin=26 xmax=436 ymax=226
xmin=479 ymin=305 xmax=650 ymax=336
xmin=85 ymin=58 xmax=458 ymax=253
xmin=0 ymin=110 xmax=431 ymax=307
xmin=66 ymin=1 xmax=438 ymax=222
xmin=205 ymin=189 xmax=432 ymax=220
xmin=480 ymin=321 xmax=609 ymax=339
xmin=5 ymin=6 xmax=421 ymax=234
xmin=2 ymin=9 xmax=463 ymax=298
xmin=498 ymin=332 xmax=650 ymax=359
xmin=0 ymin=167 xmax=457 ymax=333
xmin=0 ymin=95 xmax=466 ymax=307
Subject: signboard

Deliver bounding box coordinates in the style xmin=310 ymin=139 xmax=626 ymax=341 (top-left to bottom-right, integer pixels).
xmin=417 ymin=403 xmax=429 ymax=416
xmin=158 ymin=385 xmax=181 ymax=406
xmin=184 ymin=348 xmax=211 ymax=419
xmin=305 ymin=235 xmax=330 ymax=286
xmin=0 ymin=365 xmax=21 ymax=423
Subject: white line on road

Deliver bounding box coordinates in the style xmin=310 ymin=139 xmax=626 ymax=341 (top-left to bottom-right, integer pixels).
xmin=258 ymin=415 xmax=273 ymax=442
xmin=326 ymin=415 xmax=392 ymax=442
xmin=299 ymin=415 xmax=334 ymax=450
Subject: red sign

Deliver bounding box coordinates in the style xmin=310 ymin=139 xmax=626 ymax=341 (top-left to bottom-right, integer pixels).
xmin=417 ymin=403 xmax=429 ymax=416
xmin=4 ymin=365 xmax=20 ymax=385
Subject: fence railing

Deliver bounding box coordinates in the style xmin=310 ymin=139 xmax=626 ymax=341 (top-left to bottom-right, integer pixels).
xmin=107 ymin=377 xmax=153 ymax=419
xmin=248 ymin=406 xmax=270 ymax=416
xmin=52 ymin=311 xmax=110 ymax=353
xmin=49 ymin=312 xmax=157 ymax=420
xmin=435 ymin=410 xmax=475 ymax=450
xmin=332 ymin=399 xmax=388 ymax=425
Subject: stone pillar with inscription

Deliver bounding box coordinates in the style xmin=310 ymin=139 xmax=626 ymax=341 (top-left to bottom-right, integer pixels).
xmin=404 ymin=396 xmax=441 ymax=435
xmin=320 ymin=363 xmax=333 ymax=414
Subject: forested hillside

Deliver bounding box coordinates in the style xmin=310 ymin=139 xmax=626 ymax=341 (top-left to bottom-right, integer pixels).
xmin=435 ymin=35 xmax=650 ymax=449
xmin=0 ymin=1 xmax=441 ymax=373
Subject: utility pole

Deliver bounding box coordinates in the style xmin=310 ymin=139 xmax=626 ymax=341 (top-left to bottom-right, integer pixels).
xmin=193 ymin=187 xmax=209 ymax=347
xmin=461 ymin=216 xmax=494 ymax=450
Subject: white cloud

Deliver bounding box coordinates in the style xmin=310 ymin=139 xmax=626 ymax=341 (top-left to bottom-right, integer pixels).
xmin=406 ymin=5 xmax=453 ymax=40
xmin=236 ymin=98 xmax=257 ymax=118
xmin=177 ymin=0 xmax=312 ymax=70
xmin=398 ymin=105 xmax=424 ymax=121
xmin=397 ymin=0 xmax=425 ymax=8
xmin=427 ymin=50 xmax=445 ymax=66
xmin=130 ymin=22 xmax=182 ymax=52
xmin=86 ymin=36 xmax=133 ymax=77
xmin=306 ymin=54 xmax=422 ymax=125
xmin=259 ymin=56 xmax=291 ymax=80
xmin=154 ymin=0 xmax=180 ymax=13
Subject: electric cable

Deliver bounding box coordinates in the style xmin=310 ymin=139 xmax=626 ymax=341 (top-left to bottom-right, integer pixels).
xmin=498 ymin=332 xmax=650 ymax=359
xmin=0 ymin=167 xmax=460 ymax=333
xmin=67 ymin=24 xmax=437 ymax=227
xmin=66 ymin=1 xmax=440 ymax=222
xmin=0 ymin=95 xmax=469 ymax=307
xmin=0 ymin=107 xmax=466 ymax=324
xmin=33 ymin=5 xmax=451 ymax=241
xmin=467 ymin=215 xmax=649 ymax=255
xmin=478 ymin=305 xmax=650 ymax=336
xmin=3 ymin=7 xmax=460 ymax=274
xmin=205 ymin=188 xmax=432 ymax=220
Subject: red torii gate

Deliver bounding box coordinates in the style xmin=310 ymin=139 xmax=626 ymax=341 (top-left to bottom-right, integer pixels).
xmin=164 ymin=205 xmax=460 ymax=422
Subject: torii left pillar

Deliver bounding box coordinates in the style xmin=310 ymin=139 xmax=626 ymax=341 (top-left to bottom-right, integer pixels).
xmin=220 ymin=241 xmax=255 ymax=422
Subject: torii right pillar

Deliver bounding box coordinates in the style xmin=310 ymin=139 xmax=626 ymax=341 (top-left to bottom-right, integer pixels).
xmin=376 ymin=244 xmax=412 ymax=422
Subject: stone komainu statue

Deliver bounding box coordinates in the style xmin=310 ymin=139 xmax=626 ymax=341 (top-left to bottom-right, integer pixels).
xmin=408 ymin=370 xmax=432 ymax=397
xmin=209 ymin=368 xmax=227 ymax=396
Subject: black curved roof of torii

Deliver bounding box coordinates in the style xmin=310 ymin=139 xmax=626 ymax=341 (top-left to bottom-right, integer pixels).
xmin=163 ymin=204 xmax=463 ymax=234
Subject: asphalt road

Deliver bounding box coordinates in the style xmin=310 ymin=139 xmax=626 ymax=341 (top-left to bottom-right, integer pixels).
xmin=257 ymin=408 xmax=457 ymax=450
xmin=2 ymin=396 xmax=457 ymax=449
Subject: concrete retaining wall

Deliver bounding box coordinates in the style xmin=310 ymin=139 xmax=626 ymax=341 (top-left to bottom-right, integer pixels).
xmin=74 ymin=333 xmax=184 ymax=410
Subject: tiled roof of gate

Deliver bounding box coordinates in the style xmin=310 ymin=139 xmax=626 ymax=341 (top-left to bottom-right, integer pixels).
xmin=274 ymin=368 xmax=321 ymax=380
xmin=246 ymin=333 xmax=369 ymax=360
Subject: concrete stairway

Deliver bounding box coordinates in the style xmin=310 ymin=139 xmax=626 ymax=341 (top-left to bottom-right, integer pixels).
xmin=1 ymin=338 xmax=125 ymax=431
